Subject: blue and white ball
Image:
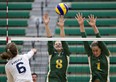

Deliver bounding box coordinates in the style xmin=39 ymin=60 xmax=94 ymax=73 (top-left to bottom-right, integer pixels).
xmin=55 ymin=3 xmax=68 ymax=15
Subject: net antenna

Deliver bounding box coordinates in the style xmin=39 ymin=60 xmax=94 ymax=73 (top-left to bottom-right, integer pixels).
xmin=6 ymin=0 xmax=10 ymax=44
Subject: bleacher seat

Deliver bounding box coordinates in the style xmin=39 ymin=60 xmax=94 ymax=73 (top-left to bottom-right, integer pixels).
xmin=70 ymin=2 xmax=116 ymax=9
xmin=65 ymin=10 xmax=116 ymax=18
xmin=67 ymin=41 xmax=116 ymax=45
xmin=64 ymin=19 xmax=116 ymax=26
xmin=0 ymin=66 xmax=5 ymax=74
xmin=0 ymin=41 xmax=23 ymax=45
xmin=70 ymin=56 xmax=116 ymax=64
xmin=0 ymin=76 xmax=7 ymax=82
xmin=0 ymin=3 xmax=32 ymax=10
xmin=0 ymin=19 xmax=27 ymax=27
xmin=68 ymin=75 xmax=116 ymax=82
xmin=0 ymin=28 xmax=25 ymax=36
xmin=69 ymin=46 xmax=116 ymax=53
xmin=0 ymin=11 xmax=30 ymax=18
xmin=0 ymin=60 xmax=7 ymax=64
xmin=68 ymin=65 xmax=116 ymax=73
xmin=55 ymin=27 xmax=116 ymax=35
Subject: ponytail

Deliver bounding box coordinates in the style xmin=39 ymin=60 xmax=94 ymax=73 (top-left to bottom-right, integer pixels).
xmin=0 ymin=42 xmax=18 ymax=60
xmin=0 ymin=52 xmax=11 ymax=60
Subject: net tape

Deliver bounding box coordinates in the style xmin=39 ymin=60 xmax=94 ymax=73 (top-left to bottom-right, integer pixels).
xmin=0 ymin=37 xmax=116 ymax=41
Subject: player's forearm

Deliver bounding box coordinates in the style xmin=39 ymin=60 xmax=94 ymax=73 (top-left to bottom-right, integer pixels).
xmin=60 ymin=27 xmax=65 ymax=37
xmin=79 ymin=24 xmax=85 ymax=32
xmin=48 ymin=41 xmax=54 ymax=55
xmin=92 ymin=25 xmax=99 ymax=34
xmin=25 ymin=50 xmax=35 ymax=59
xmin=45 ymin=24 xmax=52 ymax=37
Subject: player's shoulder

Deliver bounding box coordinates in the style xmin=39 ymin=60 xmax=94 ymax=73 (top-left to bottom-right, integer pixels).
xmin=16 ymin=55 xmax=28 ymax=60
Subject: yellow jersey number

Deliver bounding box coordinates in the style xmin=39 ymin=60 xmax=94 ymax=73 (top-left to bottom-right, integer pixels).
xmin=56 ymin=59 xmax=63 ymax=69
xmin=96 ymin=62 xmax=102 ymax=71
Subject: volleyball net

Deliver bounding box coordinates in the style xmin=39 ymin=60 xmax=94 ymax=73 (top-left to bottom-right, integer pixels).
xmin=0 ymin=37 xmax=116 ymax=41
xmin=1 ymin=37 xmax=116 ymax=82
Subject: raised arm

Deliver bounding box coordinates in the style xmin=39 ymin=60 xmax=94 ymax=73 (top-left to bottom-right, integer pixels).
xmin=43 ymin=13 xmax=52 ymax=37
xmin=75 ymin=13 xmax=92 ymax=56
xmin=24 ymin=49 xmax=37 ymax=59
xmin=87 ymin=15 xmax=110 ymax=56
xmin=43 ymin=13 xmax=54 ymax=55
xmin=87 ymin=14 xmax=99 ymax=34
xmin=75 ymin=13 xmax=85 ymax=32
xmin=57 ymin=15 xmax=65 ymax=37
xmin=57 ymin=16 xmax=70 ymax=56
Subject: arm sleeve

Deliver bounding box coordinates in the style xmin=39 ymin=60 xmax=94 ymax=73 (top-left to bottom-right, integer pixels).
xmin=48 ymin=41 xmax=54 ymax=55
xmin=5 ymin=66 xmax=14 ymax=82
xmin=62 ymin=41 xmax=70 ymax=56
xmin=23 ymin=50 xmax=34 ymax=59
xmin=96 ymin=33 xmax=110 ymax=56
xmin=81 ymin=32 xmax=92 ymax=56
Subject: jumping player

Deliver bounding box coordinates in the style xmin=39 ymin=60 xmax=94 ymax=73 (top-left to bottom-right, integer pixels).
xmin=75 ymin=13 xmax=110 ymax=82
xmin=0 ymin=42 xmax=37 ymax=82
xmin=43 ymin=13 xmax=70 ymax=82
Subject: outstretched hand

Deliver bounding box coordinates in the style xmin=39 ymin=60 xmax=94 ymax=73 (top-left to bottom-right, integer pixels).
xmin=87 ymin=14 xmax=97 ymax=27
xmin=57 ymin=15 xmax=65 ymax=29
xmin=31 ymin=48 xmax=37 ymax=54
xmin=87 ymin=14 xmax=99 ymax=33
xmin=75 ymin=13 xmax=85 ymax=25
xmin=43 ymin=13 xmax=50 ymax=25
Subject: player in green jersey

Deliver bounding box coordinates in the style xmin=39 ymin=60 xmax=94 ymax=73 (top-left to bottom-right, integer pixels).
xmin=75 ymin=13 xmax=110 ymax=82
xmin=43 ymin=13 xmax=70 ymax=82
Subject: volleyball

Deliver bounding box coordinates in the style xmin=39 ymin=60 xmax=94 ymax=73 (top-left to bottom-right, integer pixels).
xmin=55 ymin=3 xmax=68 ymax=15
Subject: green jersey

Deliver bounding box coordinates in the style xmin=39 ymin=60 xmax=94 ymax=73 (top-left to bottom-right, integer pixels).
xmin=81 ymin=32 xmax=110 ymax=82
xmin=46 ymin=41 xmax=70 ymax=82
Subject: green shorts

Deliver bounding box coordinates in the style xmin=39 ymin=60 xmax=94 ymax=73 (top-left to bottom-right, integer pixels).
xmin=47 ymin=77 xmax=60 ymax=82
xmin=92 ymin=72 xmax=107 ymax=82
